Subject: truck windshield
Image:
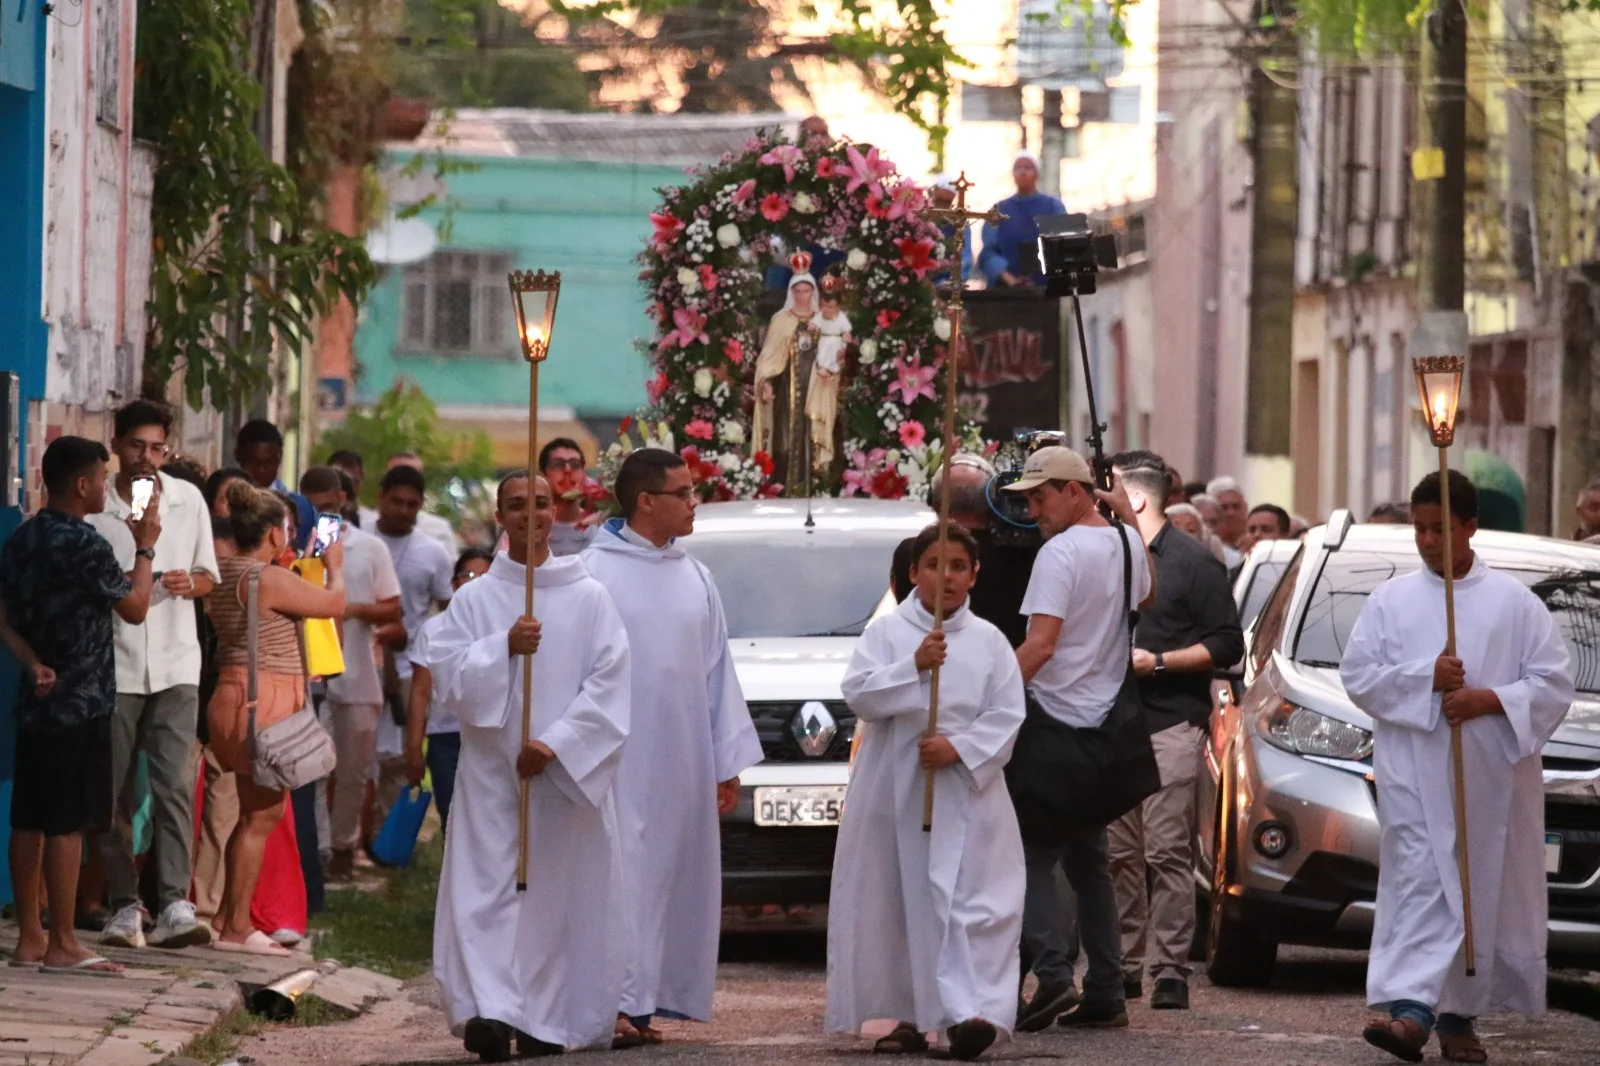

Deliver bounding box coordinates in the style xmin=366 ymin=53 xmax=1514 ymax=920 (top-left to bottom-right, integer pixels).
xmin=684 ymin=529 xmax=906 ymax=639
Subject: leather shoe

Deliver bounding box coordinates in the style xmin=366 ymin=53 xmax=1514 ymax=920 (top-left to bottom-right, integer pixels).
xmin=1016 ymin=982 xmax=1081 ymax=1032
xmin=1123 ymin=975 xmax=1143 ymax=1001
xmin=1150 ymin=978 xmax=1190 ymax=1011
xmin=1056 ymin=1003 xmax=1129 ymax=1029
xmin=463 ymin=1018 xmax=513 ymax=1063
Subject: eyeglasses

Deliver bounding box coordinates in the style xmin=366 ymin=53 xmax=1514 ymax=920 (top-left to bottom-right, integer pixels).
xmin=646 ymin=487 xmax=695 ymax=502
xmin=126 ymin=440 xmax=168 ymax=457
xmin=545 ymin=458 xmax=585 ymax=472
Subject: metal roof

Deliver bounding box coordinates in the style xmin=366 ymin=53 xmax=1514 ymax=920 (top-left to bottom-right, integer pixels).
xmin=405 ymin=108 xmax=797 ymax=166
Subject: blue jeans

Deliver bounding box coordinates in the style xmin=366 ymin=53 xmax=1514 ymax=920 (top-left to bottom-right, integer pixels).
xmin=1022 ymin=826 xmax=1123 ymax=1007
xmin=1388 ymin=1000 xmax=1473 ymax=1036
xmin=426 ymin=732 xmax=461 ymax=832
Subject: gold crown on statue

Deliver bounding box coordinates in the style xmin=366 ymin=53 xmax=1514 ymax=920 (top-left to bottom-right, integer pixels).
xmin=790 ymin=251 xmax=813 ymax=274
xmin=820 ymin=273 xmax=843 ymax=296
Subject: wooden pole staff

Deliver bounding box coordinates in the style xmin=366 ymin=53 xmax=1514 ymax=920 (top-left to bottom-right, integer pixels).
xmin=1438 ymin=445 xmax=1475 ymax=975
xmin=922 ymin=176 xmax=1005 ymax=831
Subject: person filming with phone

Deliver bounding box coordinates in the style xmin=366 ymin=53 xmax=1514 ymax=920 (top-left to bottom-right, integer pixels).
xmin=87 ymin=401 xmax=220 ymax=952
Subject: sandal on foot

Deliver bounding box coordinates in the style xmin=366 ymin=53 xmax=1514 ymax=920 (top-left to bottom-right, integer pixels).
xmin=873 ymin=1022 xmax=927 ymax=1055
xmin=39 ymin=954 xmax=123 ymax=977
xmin=612 ymin=1015 xmax=643 ymax=1051
xmin=1363 ymin=1016 xmax=1428 ymax=1064
xmin=635 ymin=1024 xmax=665 ymax=1046
xmin=944 ymin=1019 xmax=997 ymax=1061
xmin=1440 ymin=1031 xmax=1488 ymax=1064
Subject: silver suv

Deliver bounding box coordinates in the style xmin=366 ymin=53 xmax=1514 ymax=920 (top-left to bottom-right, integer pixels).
xmin=680 ymin=498 xmax=932 ymax=908
xmin=1199 ymin=513 xmax=1600 ymax=986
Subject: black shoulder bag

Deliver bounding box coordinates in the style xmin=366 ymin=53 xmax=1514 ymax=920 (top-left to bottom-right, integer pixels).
xmin=1005 ymin=521 xmax=1162 ymax=847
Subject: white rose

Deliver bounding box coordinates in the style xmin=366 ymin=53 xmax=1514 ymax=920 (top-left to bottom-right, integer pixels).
xmin=677 ymin=266 xmax=700 ymax=294
xmin=719 ymin=452 xmax=741 ymax=472
xmin=846 ymin=248 xmax=869 ymax=271
xmin=792 ymin=191 xmax=817 ymax=214
xmin=933 ymin=317 xmax=951 ymax=341
xmin=693 ymin=368 xmax=714 ymax=397
xmin=858 ymin=338 xmax=878 ymax=363
xmin=720 ymin=419 xmax=746 ymax=445
xmin=716 ymin=223 xmax=741 ymax=248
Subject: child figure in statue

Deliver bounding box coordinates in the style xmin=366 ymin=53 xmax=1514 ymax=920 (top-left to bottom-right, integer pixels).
xmin=807 ymin=275 xmax=852 ymax=472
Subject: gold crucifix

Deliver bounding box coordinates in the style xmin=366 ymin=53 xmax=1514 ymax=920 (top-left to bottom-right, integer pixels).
xmin=917 ymin=172 xmax=1005 ymax=830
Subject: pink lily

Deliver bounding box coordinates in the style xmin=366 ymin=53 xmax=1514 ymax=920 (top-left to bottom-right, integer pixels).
xmin=665 ymin=307 xmax=709 ymax=349
xmin=843 ymin=144 xmax=895 ymax=195
xmin=759 ymin=144 xmax=805 ymax=183
xmin=733 ymin=179 xmax=756 ymax=204
xmin=890 ymin=358 xmax=938 ymax=405
xmin=649 ymin=212 xmax=684 ymax=249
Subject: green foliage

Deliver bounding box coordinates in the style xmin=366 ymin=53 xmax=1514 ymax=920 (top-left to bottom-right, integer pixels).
xmin=309 ymin=833 xmax=445 ymax=978
xmin=1290 ymin=0 xmax=1429 ymax=54
xmin=316 ymin=381 xmax=495 ymax=517
xmin=393 ymin=0 xmax=591 ymax=110
xmin=135 ymin=0 xmax=377 ymax=411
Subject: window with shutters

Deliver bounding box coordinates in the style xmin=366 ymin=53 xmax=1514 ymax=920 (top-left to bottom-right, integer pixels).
xmin=398 ymin=251 xmax=516 ymax=356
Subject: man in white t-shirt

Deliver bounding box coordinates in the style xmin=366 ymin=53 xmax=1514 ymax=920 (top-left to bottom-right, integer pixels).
xmin=385 ymin=452 xmax=458 ymax=554
xmin=1003 ymin=447 xmax=1155 ymax=1032
xmin=300 ymin=469 xmax=403 ymax=881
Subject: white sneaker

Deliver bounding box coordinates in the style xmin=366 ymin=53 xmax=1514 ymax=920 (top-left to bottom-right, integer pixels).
xmin=149 ymin=901 xmax=212 ymax=949
xmin=101 ymin=904 xmax=147 ymax=948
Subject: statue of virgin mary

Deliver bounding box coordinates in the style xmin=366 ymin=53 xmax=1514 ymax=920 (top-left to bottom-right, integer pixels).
xmin=751 ymin=253 xmax=823 ymax=489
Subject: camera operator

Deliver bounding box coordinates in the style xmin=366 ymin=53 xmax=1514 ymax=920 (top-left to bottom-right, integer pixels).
xmin=891 ymin=454 xmax=1041 ymax=648
xmin=1005 ymin=446 xmax=1155 ymax=1032
xmin=1104 ymin=451 xmax=1243 ymax=1012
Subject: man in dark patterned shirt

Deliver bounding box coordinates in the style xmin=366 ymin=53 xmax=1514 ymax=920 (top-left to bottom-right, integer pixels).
xmin=0 ymin=436 xmax=158 ymax=974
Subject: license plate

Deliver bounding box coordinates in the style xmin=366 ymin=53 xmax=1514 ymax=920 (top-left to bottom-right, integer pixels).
xmin=1546 ymin=833 xmax=1563 ymax=875
xmin=754 ymin=786 xmax=845 ymax=827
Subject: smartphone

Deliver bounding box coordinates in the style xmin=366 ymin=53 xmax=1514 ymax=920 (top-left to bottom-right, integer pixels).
xmin=311 ymin=512 xmax=343 ymax=558
xmin=130 ymin=476 xmax=155 ymax=521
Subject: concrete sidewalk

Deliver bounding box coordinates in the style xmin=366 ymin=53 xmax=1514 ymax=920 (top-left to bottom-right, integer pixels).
xmin=0 ymin=919 xmax=307 ymax=1066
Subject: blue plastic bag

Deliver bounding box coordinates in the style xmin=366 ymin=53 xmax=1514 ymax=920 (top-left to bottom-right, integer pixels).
xmin=371 ymin=786 xmax=432 ymax=868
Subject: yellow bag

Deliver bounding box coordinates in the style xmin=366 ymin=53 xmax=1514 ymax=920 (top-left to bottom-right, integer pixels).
xmin=291 ymin=557 xmax=345 ymax=679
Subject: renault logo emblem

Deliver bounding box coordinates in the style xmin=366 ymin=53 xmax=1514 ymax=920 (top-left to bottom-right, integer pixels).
xmin=792 ymin=702 xmax=837 ymax=758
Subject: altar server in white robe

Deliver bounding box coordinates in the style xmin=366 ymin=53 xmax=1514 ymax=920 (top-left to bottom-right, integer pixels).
xmin=827 ymin=523 xmax=1026 ymax=1061
xmin=584 ymin=448 xmax=762 ymax=1042
xmin=429 ymin=472 xmax=632 ymax=1062
xmin=1341 ymin=470 xmax=1573 ymax=1065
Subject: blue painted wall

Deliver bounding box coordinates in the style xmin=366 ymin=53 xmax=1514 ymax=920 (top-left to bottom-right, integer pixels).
xmin=357 ymin=154 xmax=683 ymax=416
xmin=0 ymin=5 xmax=49 ymax=905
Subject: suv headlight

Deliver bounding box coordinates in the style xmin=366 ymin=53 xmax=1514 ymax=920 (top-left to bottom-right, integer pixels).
xmin=1257 ymin=700 xmax=1373 ymax=762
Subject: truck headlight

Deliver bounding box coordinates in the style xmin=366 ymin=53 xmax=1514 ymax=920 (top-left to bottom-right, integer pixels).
xmin=1257 ymin=700 xmax=1373 ymax=762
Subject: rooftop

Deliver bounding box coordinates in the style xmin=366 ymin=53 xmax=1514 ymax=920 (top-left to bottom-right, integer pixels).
xmin=404 ymin=108 xmax=798 ymax=166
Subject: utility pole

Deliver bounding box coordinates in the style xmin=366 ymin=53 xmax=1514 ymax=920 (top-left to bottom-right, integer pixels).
xmin=1040 ymin=89 xmax=1064 ymax=202
xmin=1410 ymin=1 xmax=1470 ymax=453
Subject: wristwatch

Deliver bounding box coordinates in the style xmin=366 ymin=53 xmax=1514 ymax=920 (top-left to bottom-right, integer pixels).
xmin=136 ymin=547 xmax=156 ymax=562
xmin=1153 ymin=652 xmax=1167 ymax=674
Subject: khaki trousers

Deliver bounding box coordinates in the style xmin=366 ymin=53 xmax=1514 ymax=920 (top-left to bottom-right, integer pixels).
xmin=191 ymin=746 xmax=237 ymax=922
xmin=326 ymin=700 xmax=381 ymax=853
xmin=1107 ymin=721 xmax=1204 ymax=984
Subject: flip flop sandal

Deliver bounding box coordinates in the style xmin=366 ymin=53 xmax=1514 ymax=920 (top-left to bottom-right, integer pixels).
xmin=943 ymin=1019 xmax=997 ymax=1062
xmin=612 ymin=1015 xmax=644 ymax=1051
xmin=636 ymin=1024 xmax=666 ymax=1046
xmin=873 ymin=1023 xmax=928 ymax=1055
xmin=40 ymin=954 xmax=124 ymax=978
xmin=1440 ymin=1032 xmax=1489 ymax=1064
xmin=211 ymin=930 xmax=291 ymax=957
xmin=1363 ymin=1016 xmax=1428 ymax=1064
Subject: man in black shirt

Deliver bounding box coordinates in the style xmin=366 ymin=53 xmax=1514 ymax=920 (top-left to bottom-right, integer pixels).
xmin=890 ymin=454 xmax=1038 ymax=648
xmin=1104 ymin=451 xmax=1243 ymax=1011
xmin=0 ymin=437 xmax=159 ymax=974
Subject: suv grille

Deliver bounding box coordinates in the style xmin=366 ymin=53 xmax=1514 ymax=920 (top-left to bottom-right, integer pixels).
xmin=721 ymin=821 xmax=839 ymax=874
xmin=749 ymin=700 xmax=856 ymax=762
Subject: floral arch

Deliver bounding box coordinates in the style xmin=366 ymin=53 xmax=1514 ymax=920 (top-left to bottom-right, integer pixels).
xmin=631 ymin=130 xmax=974 ymax=501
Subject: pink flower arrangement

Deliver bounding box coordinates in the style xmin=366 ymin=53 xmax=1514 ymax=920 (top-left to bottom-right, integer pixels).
xmin=664 ymin=307 xmax=709 ymax=349
xmin=843 ymin=145 xmax=895 ymax=195
xmin=646 ymin=371 xmax=670 ymax=403
xmin=698 ymin=265 xmax=718 ymax=291
xmin=760 ymin=193 xmax=790 ymax=222
xmin=877 ymin=308 xmax=902 ymax=330
xmin=815 ymin=156 xmax=837 ymax=179
xmin=890 ymin=358 xmax=938 ymax=405
xmin=685 ymin=419 xmax=715 ymax=441
xmin=734 ymin=179 xmax=756 ymax=204
xmin=898 ymin=421 xmax=927 ymax=447
xmin=649 ymin=212 xmax=684 ymax=248
xmin=723 ymin=337 xmax=745 ymax=365
xmin=758 ymin=144 xmax=805 ymax=182
xmin=894 ymin=237 xmax=938 ymax=278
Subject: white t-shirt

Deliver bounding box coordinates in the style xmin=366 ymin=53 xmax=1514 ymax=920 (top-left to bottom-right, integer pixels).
xmin=373 ymin=527 xmax=455 ymax=679
xmin=411 ymin=613 xmax=459 ymax=736
xmin=1019 ymin=522 xmax=1151 ymax=728
xmin=325 ymin=526 xmax=401 ymax=707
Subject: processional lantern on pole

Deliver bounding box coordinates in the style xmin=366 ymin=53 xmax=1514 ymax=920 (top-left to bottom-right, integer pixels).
xmin=1412 ymin=352 xmax=1475 ymax=976
xmin=920 ymin=174 xmax=1006 ymax=832
xmin=507 ymin=268 xmax=562 ymax=892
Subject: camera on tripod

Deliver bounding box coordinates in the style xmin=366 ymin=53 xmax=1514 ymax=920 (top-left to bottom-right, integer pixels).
xmin=983 ymin=429 xmax=1069 ymax=541
xmin=1036 ymin=213 xmax=1119 ymax=297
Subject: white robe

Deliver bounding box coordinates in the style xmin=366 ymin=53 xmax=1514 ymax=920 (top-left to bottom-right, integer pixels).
xmin=826 ymin=596 xmax=1026 ymax=1037
xmin=1340 ymin=555 xmax=1574 ymax=1017
xmin=584 ymin=522 xmax=763 ymax=1022
xmin=427 ymin=552 xmax=631 ymax=1050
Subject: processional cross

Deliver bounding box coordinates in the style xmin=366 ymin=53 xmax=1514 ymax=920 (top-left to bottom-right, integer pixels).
xmin=918 ymin=174 xmax=1006 ymax=831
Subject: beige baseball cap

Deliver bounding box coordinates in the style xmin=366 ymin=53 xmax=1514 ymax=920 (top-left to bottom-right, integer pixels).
xmin=1002 ymin=446 xmax=1095 ymax=492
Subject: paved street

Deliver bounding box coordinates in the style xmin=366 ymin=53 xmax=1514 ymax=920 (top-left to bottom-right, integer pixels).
xmin=237 ymin=940 xmax=1600 ymax=1066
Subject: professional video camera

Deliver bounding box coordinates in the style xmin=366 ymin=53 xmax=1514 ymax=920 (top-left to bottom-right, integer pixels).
xmin=981 ymin=429 xmax=1069 ymax=547
xmin=1036 ymin=213 xmax=1119 ymax=298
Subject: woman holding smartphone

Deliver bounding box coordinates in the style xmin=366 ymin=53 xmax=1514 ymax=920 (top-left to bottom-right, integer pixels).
xmin=204 ymin=482 xmax=345 ymax=955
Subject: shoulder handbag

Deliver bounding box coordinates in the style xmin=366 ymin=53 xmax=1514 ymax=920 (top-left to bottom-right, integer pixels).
xmin=247 ymin=568 xmax=338 ymax=792
xmin=1005 ymin=520 xmax=1163 ymax=846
